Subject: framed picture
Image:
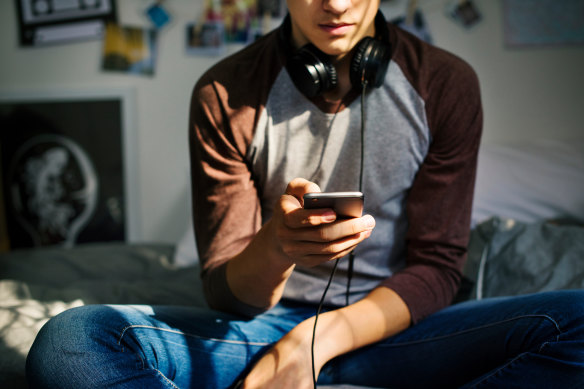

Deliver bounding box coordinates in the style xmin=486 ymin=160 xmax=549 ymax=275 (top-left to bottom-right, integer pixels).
xmin=0 ymin=89 xmax=140 ymax=250
xmin=0 ymin=157 xmax=8 ymax=252
xmin=15 ymin=0 xmax=117 ymax=47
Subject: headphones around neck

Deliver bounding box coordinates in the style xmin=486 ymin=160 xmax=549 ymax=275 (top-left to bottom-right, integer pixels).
xmin=280 ymin=11 xmax=392 ymax=98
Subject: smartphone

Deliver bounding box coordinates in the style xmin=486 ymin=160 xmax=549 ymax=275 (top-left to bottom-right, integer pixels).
xmin=303 ymin=192 xmax=364 ymax=219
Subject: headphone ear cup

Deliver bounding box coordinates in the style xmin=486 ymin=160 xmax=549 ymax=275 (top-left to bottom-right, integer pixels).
xmin=350 ymin=37 xmax=391 ymax=89
xmin=287 ymin=44 xmax=338 ymax=98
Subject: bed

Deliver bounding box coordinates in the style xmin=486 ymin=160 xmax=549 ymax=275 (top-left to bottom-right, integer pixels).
xmin=0 ymin=243 xmax=206 ymax=387
xmin=1 ymin=139 xmax=583 ymax=388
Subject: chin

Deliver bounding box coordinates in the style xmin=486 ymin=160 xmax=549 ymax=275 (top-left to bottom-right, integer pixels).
xmin=317 ymin=40 xmax=354 ymax=57
xmin=321 ymin=46 xmax=352 ymax=59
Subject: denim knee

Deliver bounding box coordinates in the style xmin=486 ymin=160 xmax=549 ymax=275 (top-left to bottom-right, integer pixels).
xmin=542 ymin=290 xmax=584 ymax=332
xmin=535 ymin=290 xmax=584 ymax=366
xmin=26 ymin=305 xmax=124 ymax=388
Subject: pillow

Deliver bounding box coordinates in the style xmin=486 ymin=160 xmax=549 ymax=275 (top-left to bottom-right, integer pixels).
xmin=461 ymin=217 xmax=584 ymax=301
xmin=471 ymin=139 xmax=584 ymax=227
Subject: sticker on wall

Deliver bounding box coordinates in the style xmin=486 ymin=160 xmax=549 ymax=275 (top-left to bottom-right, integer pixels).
xmin=146 ymin=1 xmax=172 ymax=29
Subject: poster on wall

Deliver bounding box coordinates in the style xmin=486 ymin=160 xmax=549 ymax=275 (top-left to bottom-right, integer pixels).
xmin=503 ymin=0 xmax=584 ymax=47
xmin=15 ymin=0 xmax=117 ymax=47
xmin=0 ymin=90 xmax=138 ymax=250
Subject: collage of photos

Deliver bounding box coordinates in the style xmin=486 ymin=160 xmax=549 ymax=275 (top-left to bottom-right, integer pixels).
xmin=186 ymin=0 xmax=285 ymax=56
xmin=15 ymin=0 xmax=287 ymax=76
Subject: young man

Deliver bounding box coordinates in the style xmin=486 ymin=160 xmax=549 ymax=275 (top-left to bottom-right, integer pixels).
xmin=27 ymin=1 xmax=584 ymax=388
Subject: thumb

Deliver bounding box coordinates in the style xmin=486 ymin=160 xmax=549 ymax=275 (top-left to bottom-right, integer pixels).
xmin=285 ymin=178 xmax=321 ymax=206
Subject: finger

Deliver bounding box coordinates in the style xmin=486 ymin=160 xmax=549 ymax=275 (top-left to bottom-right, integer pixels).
xmin=285 ymin=178 xmax=321 ymax=203
xmin=281 ymin=214 xmax=375 ymax=242
xmin=281 ymin=206 xmax=338 ymax=229
xmin=278 ymin=180 xmax=338 ymax=228
xmin=277 ymin=178 xmax=321 ymax=217
xmin=287 ymin=230 xmax=373 ymax=266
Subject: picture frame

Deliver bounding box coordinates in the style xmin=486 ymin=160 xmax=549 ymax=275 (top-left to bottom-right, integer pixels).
xmin=0 ymin=88 xmax=141 ymax=249
xmin=15 ymin=0 xmax=117 ymax=47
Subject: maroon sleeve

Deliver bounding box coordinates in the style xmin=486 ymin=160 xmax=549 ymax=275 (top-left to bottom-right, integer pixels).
xmin=188 ymin=33 xmax=284 ymax=316
xmin=189 ymin=80 xmax=262 ymax=316
xmin=381 ymin=29 xmax=483 ymax=324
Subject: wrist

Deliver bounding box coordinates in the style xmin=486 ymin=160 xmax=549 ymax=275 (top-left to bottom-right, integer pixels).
xmin=301 ymin=288 xmax=412 ymax=365
xmin=250 ymin=221 xmax=298 ymax=286
xmin=261 ymin=219 xmax=296 ymax=269
xmin=295 ymin=315 xmax=340 ymax=370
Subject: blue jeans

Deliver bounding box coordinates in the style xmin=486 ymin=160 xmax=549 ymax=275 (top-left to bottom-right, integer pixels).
xmin=26 ymin=290 xmax=584 ymax=388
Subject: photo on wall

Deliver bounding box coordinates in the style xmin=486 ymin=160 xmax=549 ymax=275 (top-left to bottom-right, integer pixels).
xmin=191 ymin=0 xmax=286 ymax=51
xmin=101 ymin=24 xmax=158 ymax=76
xmin=0 ymin=94 xmax=130 ymax=249
xmin=185 ymin=20 xmax=225 ymax=56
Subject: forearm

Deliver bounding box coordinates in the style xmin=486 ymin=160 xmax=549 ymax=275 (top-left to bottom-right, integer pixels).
xmin=205 ymin=178 xmax=375 ymax=315
xmin=225 ymin=219 xmax=295 ymax=310
xmin=303 ymin=286 xmax=411 ymax=368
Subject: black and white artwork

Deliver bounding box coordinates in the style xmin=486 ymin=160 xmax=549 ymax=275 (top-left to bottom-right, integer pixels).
xmin=0 ymin=91 xmax=136 ymax=249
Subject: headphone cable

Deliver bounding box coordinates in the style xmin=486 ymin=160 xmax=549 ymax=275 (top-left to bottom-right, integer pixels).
xmin=311 ymin=80 xmax=368 ymax=389
xmin=311 ymin=256 xmax=340 ymax=386
xmin=346 ymin=80 xmax=368 ymax=306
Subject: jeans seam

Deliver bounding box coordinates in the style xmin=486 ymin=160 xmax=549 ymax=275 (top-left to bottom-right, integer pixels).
xmin=117 ymin=324 xmax=271 ymax=347
xmin=154 ymin=368 xmax=181 ymax=389
xmin=116 ymin=325 xmax=269 ymax=389
xmin=378 ymin=314 xmax=563 ymax=349
xmin=115 ymin=326 xmax=213 ymax=389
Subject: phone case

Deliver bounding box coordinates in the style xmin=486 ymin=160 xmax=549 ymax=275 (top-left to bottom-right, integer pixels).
xmin=303 ymin=192 xmax=364 ymax=218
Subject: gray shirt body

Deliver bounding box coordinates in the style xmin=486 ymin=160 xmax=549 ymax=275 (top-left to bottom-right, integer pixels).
xmin=248 ymin=63 xmax=430 ymax=306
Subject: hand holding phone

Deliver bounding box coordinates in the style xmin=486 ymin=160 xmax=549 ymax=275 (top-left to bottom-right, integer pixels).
xmin=303 ymin=192 xmax=364 ymax=219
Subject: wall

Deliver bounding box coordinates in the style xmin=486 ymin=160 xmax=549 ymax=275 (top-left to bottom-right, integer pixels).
xmin=1 ymin=0 xmax=583 ymax=244
xmin=412 ymin=0 xmax=584 ymax=144
xmin=0 ymin=1 xmax=214 ymax=244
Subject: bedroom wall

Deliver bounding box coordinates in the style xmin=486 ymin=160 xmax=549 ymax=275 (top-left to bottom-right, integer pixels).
xmin=1 ymin=0 xmax=583 ymax=244
xmin=413 ymin=0 xmax=584 ymax=144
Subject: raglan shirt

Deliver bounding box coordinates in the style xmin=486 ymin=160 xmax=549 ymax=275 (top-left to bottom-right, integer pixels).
xmin=189 ymin=22 xmax=482 ymax=325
